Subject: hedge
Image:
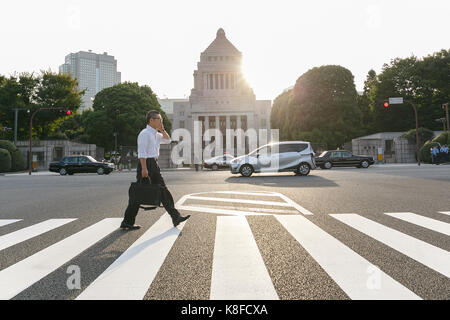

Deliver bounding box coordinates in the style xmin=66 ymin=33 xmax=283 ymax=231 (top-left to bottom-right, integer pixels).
xmin=0 ymin=140 xmax=25 ymax=171
xmin=0 ymin=148 xmax=12 ymax=173
xmin=431 ymin=132 xmax=450 ymax=145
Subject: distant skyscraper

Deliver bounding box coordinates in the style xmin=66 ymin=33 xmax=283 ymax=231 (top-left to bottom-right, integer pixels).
xmin=59 ymin=50 xmax=121 ymax=112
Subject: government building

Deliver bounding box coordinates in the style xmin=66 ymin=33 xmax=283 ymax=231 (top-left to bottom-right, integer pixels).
xmin=171 ymin=28 xmax=272 ymax=159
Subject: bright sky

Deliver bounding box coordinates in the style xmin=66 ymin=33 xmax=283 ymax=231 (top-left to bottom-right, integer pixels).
xmin=1 ymin=0 xmax=448 ymax=101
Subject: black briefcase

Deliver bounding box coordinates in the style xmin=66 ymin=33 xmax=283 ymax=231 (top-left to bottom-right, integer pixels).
xmin=128 ymin=179 xmax=162 ymax=210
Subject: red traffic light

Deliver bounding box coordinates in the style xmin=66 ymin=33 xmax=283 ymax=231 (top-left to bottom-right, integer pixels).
xmin=65 ymin=110 xmax=72 ymax=115
xmin=383 ymin=101 xmax=389 ymax=108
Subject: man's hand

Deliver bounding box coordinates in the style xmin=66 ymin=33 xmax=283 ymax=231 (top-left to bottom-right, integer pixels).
xmin=142 ymin=167 xmax=149 ymax=178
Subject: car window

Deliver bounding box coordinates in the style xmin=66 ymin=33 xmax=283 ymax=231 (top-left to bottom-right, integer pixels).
xmin=79 ymin=156 xmax=91 ymax=164
xmin=61 ymin=157 xmax=68 ymax=163
xmin=341 ymin=151 xmax=351 ymax=158
xmin=66 ymin=157 xmax=78 ymax=164
xmin=331 ymin=152 xmax=340 ymax=158
xmin=85 ymin=156 xmax=97 ymax=162
xmin=279 ymin=144 xmax=301 ymax=153
xmin=258 ymin=146 xmax=271 ymax=155
xmin=319 ymin=151 xmax=328 ymax=157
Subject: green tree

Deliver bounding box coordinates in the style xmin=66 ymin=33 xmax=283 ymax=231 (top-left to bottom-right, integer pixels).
xmin=83 ymin=82 xmax=169 ymax=151
xmin=367 ymin=49 xmax=449 ymax=133
xmin=0 ymin=72 xmax=83 ymax=141
xmin=272 ymin=65 xmax=363 ymax=149
xmin=357 ymin=69 xmax=377 ymax=134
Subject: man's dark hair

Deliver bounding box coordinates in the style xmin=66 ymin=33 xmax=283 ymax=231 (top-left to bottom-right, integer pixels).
xmin=146 ymin=110 xmax=161 ymax=123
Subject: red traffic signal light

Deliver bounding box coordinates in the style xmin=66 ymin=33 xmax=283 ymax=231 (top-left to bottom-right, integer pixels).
xmin=65 ymin=110 xmax=72 ymax=115
xmin=383 ymin=101 xmax=389 ymax=108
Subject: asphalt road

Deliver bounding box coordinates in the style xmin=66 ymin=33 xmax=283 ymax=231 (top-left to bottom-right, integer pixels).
xmin=0 ymin=163 xmax=449 ymax=300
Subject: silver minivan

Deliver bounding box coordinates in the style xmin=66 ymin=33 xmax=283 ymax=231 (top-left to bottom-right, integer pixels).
xmin=230 ymin=141 xmax=316 ymax=177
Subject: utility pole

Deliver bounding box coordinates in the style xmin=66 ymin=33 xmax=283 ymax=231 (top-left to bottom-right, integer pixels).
xmin=443 ymin=103 xmax=449 ymax=132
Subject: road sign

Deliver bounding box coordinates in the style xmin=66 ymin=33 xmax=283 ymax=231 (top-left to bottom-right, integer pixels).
xmin=389 ymin=97 xmax=403 ymax=104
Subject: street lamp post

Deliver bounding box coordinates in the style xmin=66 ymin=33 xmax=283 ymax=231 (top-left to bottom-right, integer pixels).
xmin=388 ymin=97 xmax=421 ymax=166
xmin=28 ymin=107 xmax=68 ymax=175
xmin=404 ymin=99 xmax=421 ymax=166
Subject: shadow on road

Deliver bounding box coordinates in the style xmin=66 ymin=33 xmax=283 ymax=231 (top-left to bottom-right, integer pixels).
xmin=224 ymin=174 xmax=338 ymax=188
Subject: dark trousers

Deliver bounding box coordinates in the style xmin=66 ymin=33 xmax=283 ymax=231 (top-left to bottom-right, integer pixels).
xmin=123 ymin=158 xmax=180 ymax=225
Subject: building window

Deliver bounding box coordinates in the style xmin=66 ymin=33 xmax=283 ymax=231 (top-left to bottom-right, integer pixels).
xmin=231 ymin=74 xmax=235 ymax=89
xmin=179 ymin=120 xmax=185 ymax=128
xmin=214 ymin=74 xmax=219 ymax=89
xmin=209 ymin=74 xmax=213 ymax=89
xmin=220 ymin=74 xmax=224 ymax=89
xmin=225 ymin=74 xmax=229 ymax=89
xmin=261 ymin=119 xmax=267 ymax=127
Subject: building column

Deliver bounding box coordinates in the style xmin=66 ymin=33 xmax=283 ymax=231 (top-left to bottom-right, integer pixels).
xmin=237 ymin=114 xmax=241 ymax=130
xmin=204 ymin=114 xmax=209 ymax=132
xmin=247 ymin=113 xmax=255 ymax=131
xmin=215 ymin=115 xmax=220 ymax=130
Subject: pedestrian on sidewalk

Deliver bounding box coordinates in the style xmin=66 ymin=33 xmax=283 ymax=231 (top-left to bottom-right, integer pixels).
xmin=120 ymin=110 xmax=190 ymax=230
xmin=442 ymin=144 xmax=449 ymax=163
xmin=431 ymin=146 xmax=439 ymax=164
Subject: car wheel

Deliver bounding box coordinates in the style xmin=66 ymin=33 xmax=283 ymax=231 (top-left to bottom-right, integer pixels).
xmin=297 ymin=163 xmax=311 ymax=176
xmin=59 ymin=168 xmax=67 ymax=176
xmin=239 ymin=164 xmax=253 ymax=177
xmin=212 ymin=164 xmax=219 ymax=171
xmin=324 ymin=161 xmax=332 ymax=169
xmin=97 ymin=167 xmax=104 ymax=175
xmin=361 ymin=160 xmax=370 ymax=168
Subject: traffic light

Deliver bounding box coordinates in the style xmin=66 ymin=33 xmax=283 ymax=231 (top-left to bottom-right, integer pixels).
xmin=383 ymin=101 xmax=389 ymax=108
xmin=65 ymin=110 xmax=72 ymax=115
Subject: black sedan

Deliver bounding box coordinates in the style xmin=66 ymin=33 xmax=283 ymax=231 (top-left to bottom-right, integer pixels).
xmin=315 ymin=150 xmax=374 ymax=169
xmin=49 ymin=155 xmax=114 ymax=175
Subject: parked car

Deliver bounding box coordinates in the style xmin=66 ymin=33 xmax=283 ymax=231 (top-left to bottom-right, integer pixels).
xmin=230 ymin=141 xmax=316 ymax=177
xmin=315 ymin=150 xmax=374 ymax=169
xmin=49 ymin=155 xmax=115 ymax=175
xmin=204 ymin=154 xmax=235 ymax=170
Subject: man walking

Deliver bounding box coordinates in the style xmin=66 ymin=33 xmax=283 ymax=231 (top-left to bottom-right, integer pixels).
xmin=120 ymin=110 xmax=190 ymax=230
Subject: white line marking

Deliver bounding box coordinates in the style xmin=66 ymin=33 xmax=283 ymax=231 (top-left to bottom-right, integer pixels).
xmin=77 ymin=213 xmax=187 ymax=300
xmin=0 ymin=218 xmax=121 ymax=300
xmin=271 ymin=192 xmax=313 ymax=215
xmin=330 ymin=214 xmax=450 ymax=278
xmin=187 ymin=196 xmax=292 ymax=207
xmin=384 ymin=212 xmax=450 ymax=236
xmin=192 ymin=204 xmax=299 ymax=214
xmin=177 ymin=205 xmax=272 ymax=216
xmin=438 ymin=211 xmax=450 ymax=217
xmin=0 ymin=219 xmax=22 ymax=227
xmin=210 ymin=216 xmax=279 ymax=300
xmin=212 ymin=191 xmax=279 ymax=196
xmin=276 ymin=215 xmax=420 ymax=299
xmin=0 ymin=219 xmax=76 ymax=251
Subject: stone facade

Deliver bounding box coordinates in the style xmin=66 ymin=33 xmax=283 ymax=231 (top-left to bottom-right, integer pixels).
xmin=172 ymin=29 xmax=272 ymax=160
xmin=351 ymin=131 xmax=443 ymax=163
xmin=15 ymin=140 xmax=104 ymax=170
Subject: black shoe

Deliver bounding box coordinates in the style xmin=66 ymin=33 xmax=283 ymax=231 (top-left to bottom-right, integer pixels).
xmin=120 ymin=222 xmax=141 ymax=230
xmin=172 ymin=214 xmax=191 ymax=227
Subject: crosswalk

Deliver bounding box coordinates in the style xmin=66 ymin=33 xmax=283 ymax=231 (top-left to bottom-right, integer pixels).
xmin=0 ymin=191 xmax=449 ymax=300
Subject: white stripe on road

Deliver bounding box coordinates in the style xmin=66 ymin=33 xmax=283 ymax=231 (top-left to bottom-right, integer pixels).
xmin=176 ymin=205 xmax=272 ymax=216
xmin=212 ymin=191 xmax=279 ymax=197
xmin=0 ymin=219 xmax=76 ymax=251
xmin=210 ymin=216 xmax=279 ymax=300
xmin=384 ymin=212 xmax=450 ymax=236
xmin=192 ymin=204 xmax=299 ymax=214
xmin=0 ymin=219 xmax=22 ymax=227
xmin=77 ymin=213 xmax=187 ymax=300
xmin=276 ymin=215 xmax=420 ymax=300
xmin=438 ymin=211 xmax=450 ymax=217
xmin=330 ymin=214 xmax=450 ymax=278
xmin=272 ymin=192 xmax=314 ymax=215
xmin=0 ymin=218 xmax=121 ymax=300
xmin=187 ymin=196 xmax=292 ymax=207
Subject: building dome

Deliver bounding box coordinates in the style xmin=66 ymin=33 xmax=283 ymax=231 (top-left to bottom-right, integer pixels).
xmin=202 ymin=28 xmax=241 ymax=55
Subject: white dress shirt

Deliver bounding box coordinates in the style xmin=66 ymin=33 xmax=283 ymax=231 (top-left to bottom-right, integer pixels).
xmin=137 ymin=125 xmax=171 ymax=159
